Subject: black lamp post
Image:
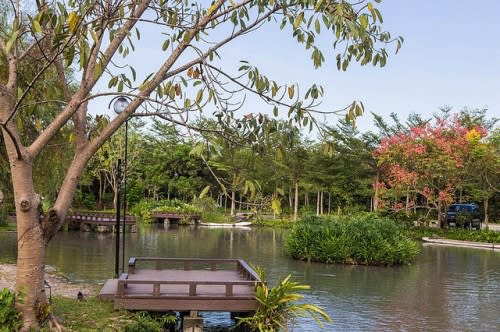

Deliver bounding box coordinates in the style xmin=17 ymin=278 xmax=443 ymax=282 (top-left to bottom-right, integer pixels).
xmin=111 ymin=96 xmax=131 ymax=277
xmin=114 ymin=159 xmax=122 ymax=278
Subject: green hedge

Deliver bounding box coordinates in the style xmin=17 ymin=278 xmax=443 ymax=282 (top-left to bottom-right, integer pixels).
xmin=130 ymin=199 xmax=200 ymax=222
xmin=286 ymin=214 xmax=419 ymax=266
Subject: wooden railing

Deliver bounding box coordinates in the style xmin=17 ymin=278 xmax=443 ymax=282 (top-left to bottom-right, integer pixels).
xmin=114 ymin=257 xmax=260 ymax=311
xmin=151 ymin=211 xmax=201 ymax=220
xmin=116 ymin=277 xmax=256 ymax=298
xmin=68 ymin=211 xmax=136 ymax=224
xmin=127 ymin=257 xmax=260 ymax=282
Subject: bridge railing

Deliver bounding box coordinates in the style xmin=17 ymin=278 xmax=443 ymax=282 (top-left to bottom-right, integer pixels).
xmin=67 ymin=211 xmax=136 ymax=224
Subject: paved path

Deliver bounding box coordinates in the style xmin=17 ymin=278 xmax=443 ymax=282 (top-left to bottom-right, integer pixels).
xmin=484 ymin=223 xmax=500 ymax=231
xmin=422 ymin=237 xmax=500 ymax=250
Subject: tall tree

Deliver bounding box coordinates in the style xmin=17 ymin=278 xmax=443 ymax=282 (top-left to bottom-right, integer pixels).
xmin=0 ymin=1 xmax=400 ymax=327
xmin=373 ymin=114 xmax=489 ymax=226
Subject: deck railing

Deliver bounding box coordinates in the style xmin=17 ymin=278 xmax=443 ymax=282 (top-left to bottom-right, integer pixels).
xmin=127 ymin=257 xmax=260 ymax=282
xmin=67 ymin=211 xmax=136 ymax=224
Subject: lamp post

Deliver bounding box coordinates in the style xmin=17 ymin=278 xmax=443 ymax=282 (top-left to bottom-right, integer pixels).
xmin=111 ymin=96 xmax=131 ymax=276
xmin=114 ymin=159 xmax=122 ymax=278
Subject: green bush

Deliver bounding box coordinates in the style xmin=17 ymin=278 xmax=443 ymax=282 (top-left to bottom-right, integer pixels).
xmin=286 ymin=214 xmax=419 ymax=266
xmin=123 ymin=311 xmax=176 ymax=332
xmin=130 ymin=199 xmax=200 ymax=223
xmin=0 ymin=288 xmax=21 ymax=332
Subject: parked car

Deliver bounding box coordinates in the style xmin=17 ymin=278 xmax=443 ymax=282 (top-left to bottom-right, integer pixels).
xmin=446 ymin=203 xmax=482 ymax=230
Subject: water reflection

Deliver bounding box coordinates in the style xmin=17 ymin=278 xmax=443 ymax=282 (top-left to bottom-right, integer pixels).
xmin=1 ymin=226 xmax=499 ymax=331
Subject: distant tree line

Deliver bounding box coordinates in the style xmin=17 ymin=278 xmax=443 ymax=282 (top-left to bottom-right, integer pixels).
xmin=4 ymin=108 xmax=496 ymax=225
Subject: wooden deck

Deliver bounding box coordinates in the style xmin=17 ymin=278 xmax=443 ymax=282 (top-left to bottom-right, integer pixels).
xmin=100 ymin=257 xmax=260 ymax=312
xmin=67 ymin=211 xmax=136 ymax=225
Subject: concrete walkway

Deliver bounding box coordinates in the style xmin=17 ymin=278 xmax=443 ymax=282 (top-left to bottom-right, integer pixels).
xmin=422 ymin=237 xmax=500 ymax=251
xmin=483 ymin=223 xmax=500 ymax=232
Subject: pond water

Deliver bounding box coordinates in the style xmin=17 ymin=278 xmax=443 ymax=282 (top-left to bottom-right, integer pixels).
xmin=1 ymin=225 xmax=499 ymax=331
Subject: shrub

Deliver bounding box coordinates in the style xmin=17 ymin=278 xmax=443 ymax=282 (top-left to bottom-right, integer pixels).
xmin=404 ymin=227 xmax=500 ymax=243
xmin=123 ymin=311 xmax=176 ymax=332
xmin=0 ymin=288 xmax=21 ymax=332
xmin=130 ymin=199 xmax=200 ymax=223
xmin=236 ymin=266 xmax=331 ymax=332
xmin=286 ymin=214 xmax=419 ymax=266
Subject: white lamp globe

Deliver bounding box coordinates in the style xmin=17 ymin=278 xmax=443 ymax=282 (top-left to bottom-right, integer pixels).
xmin=113 ymin=96 xmax=129 ymax=114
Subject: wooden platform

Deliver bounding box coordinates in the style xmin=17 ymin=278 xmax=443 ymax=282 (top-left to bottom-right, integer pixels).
xmin=67 ymin=211 xmax=136 ymax=225
xmin=100 ymin=257 xmax=260 ymax=312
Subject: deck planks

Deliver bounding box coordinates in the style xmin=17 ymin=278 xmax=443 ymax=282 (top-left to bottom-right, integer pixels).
xmin=99 ymin=258 xmax=259 ymax=312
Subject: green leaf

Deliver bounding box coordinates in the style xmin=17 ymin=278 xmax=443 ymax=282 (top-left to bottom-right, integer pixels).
xmin=199 ymin=186 xmax=211 ymax=199
xmin=67 ymin=12 xmax=79 ymax=33
xmin=162 ymin=39 xmax=170 ymax=51
xmin=5 ymin=31 xmax=19 ymax=53
xmin=32 ymin=19 xmax=42 ymax=33
xmin=293 ymin=12 xmax=304 ymax=30
xmin=90 ymin=29 xmax=98 ymax=43
xmin=195 ymin=90 xmax=203 ymax=104
xmin=315 ymin=19 xmax=321 ymax=34
xmin=360 ymin=15 xmax=368 ymax=29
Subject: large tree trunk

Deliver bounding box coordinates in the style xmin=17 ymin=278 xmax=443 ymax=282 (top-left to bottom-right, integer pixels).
xmin=373 ymin=171 xmax=380 ymax=211
xmin=316 ymin=192 xmax=320 ymax=215
xmin=230 ymin=190 xmax=236 ymax=216
xmin=483 ymin=197 xmax=489 ymax=228
xmin=11 ymin=160 xmax=49 ymax=330
xmin=293 ymin=180 xmax=299 ymax=221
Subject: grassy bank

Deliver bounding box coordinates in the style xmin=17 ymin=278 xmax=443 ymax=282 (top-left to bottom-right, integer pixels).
xmin=0 ymin=221 xmax=17 ymax=232
xmin=286 ymin=214 xmax=419 ymax=266
xmin=42 ymin=296 xmax=177 ymax=331
xmin=403 ymin=227 xmax=500 ymax=243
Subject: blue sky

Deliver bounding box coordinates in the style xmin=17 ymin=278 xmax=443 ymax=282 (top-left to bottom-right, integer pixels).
xmin=93 ymin=0 xmax=500 ymax=133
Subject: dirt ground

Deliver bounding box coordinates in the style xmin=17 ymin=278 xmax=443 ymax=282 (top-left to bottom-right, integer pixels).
xmin=0 ymin=263 xmax=98 ymax=299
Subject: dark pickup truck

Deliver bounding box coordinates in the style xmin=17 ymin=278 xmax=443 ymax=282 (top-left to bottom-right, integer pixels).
xmin=446 ymin=203 xmax=482 ymax=230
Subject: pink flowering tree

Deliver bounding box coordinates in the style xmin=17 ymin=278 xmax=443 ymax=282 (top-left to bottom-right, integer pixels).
xmin=373 ymin=116 xmax=488 ymax=226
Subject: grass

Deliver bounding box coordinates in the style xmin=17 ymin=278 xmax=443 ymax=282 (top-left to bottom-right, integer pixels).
xmin=254 ymin=219 xmax=295 ymax=228
xmin=0 ymin=221 xmax=17 ymax=232
xmin=44 ymin=296 xmax=133 ymax=331
xmin=403 ymin=227 xmax=500 ymax=243
xmin=43 ymin=296 xmax=176 ymax=331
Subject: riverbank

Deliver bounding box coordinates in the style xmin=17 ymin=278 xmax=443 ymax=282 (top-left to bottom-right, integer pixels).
xmin=422 ymin=237 xmax=500 ymax=250
xmin=0 ymin=263 xmax=98 ymax=298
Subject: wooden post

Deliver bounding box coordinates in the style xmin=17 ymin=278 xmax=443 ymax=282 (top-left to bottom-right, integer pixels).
xmin=189 ymin=283 xmax=196 ymax=296
xmin=183 ymin=311 xmax=203 ymax=332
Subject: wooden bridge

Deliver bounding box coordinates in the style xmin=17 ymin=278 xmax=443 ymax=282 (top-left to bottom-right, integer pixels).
xmin=99 ymin=257 xmax=260 ymax=313
xmin=66 ymin=211 xmax=136 ymax=232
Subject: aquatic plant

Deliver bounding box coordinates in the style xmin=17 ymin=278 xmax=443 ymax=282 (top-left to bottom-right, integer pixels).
xmin=236 ymin=266 xmax=331 ymax=332
xmin=286 ymin=214 xmax=419 ymax=266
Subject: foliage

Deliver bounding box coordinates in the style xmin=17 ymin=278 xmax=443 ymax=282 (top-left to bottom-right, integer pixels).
xmin=123 ymin=311 xmax=177 ymax=332
xmin=131 ymin=199 xmax=200 ymax=222
xmin=286 ymin=214 xmax=419 ymax=266
xmin=0 ymin=0 xmax=402 ymax=328
xmin=236 ymin=266 xmax=331 ymax=332
xmin=372 ymin=111 xmax=497 ymax=223
xmin=403 ymin=227 xmax=500 ymax=243
xmin=0 ymin=288 xmax=21 ymax=332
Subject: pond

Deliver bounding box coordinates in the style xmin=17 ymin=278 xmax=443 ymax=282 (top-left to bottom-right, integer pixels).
xmin=1 ymin=225 xmax=499 ymax=331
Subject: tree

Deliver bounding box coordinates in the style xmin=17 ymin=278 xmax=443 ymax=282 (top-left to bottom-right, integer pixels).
xmin=0 ymin=0 xmax=400 ymax=328
xmin=373 ymin=114 xmax=490 ymax=226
